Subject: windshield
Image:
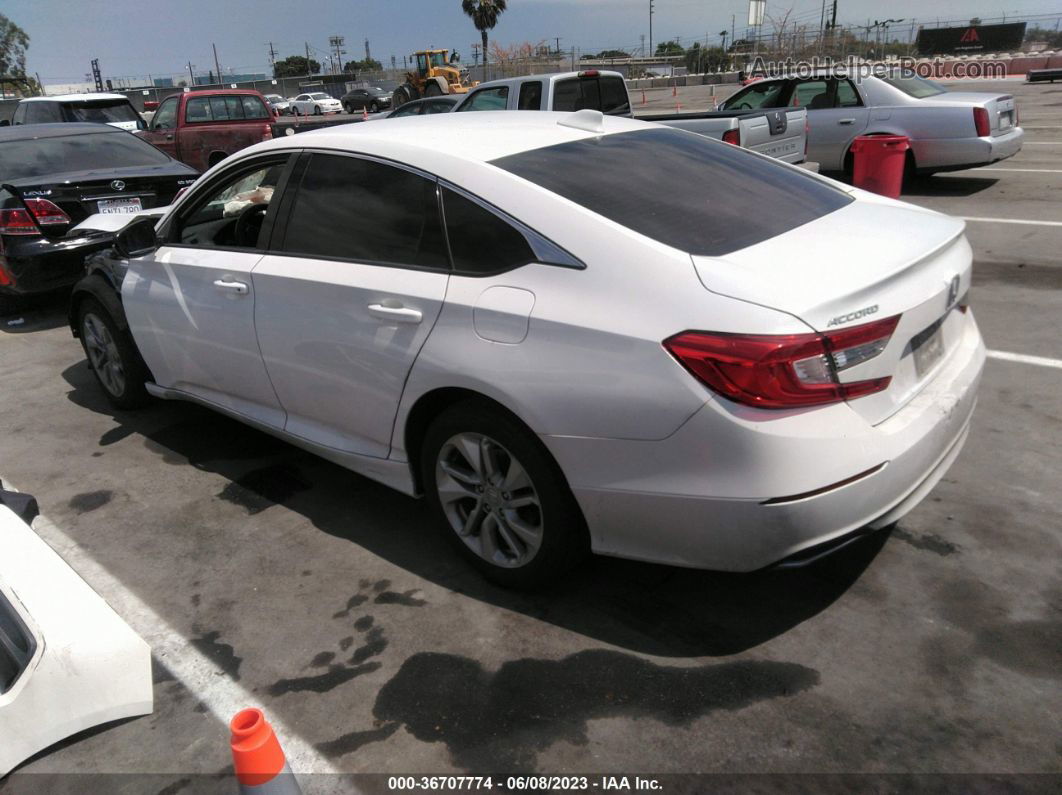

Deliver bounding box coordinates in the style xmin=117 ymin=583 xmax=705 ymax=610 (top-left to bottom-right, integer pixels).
xmin=880 ymin=75 xmax=946 ymax=98
xmin=493 ymin=128 xmax=852 ymax=256
xmin=0 ymin=132 xmax=173 ymax=180
xmin=431 ymin=53 xmax=447 ymax=67
xmin=61 ymin=100 xmax=140 ymax=124
xmin=553 ymin=76 xmax=630 ymax=115
xmin=311 ymin=93 xmax=330 ymax=100
xmin=371 ymin=87 xmax=387 ymax=94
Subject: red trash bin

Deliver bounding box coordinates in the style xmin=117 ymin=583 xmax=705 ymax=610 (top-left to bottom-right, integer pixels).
xmin=850 ymin=135 xmax=910 ymax=199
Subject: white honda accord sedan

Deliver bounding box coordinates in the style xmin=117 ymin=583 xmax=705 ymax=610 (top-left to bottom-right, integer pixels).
xmin=73 ymin=110 xmax=985 ymax=587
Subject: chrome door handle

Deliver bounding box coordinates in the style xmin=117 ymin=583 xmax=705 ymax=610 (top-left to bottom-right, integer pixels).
xmin=368 ymin=303 xmax=422 ymax=324
xmin=838 ymin=118 xmax=856 ymax=125
xmin=213 ymin=279 xmax=248 ymax=295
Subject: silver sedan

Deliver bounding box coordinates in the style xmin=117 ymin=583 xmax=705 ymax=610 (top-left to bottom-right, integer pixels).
xmin=721 ymin=72 xmax=1023 ymax=175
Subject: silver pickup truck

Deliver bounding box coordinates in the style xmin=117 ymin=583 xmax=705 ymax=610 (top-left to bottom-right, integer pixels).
xmin=451 ymin=70 xmax=807 ymax=164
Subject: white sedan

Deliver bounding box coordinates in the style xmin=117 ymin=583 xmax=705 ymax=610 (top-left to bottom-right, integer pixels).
xmin=290 ymin=92 xmax=342 ymax=116
xmin=71 ymin=110 xmax=984 ymax=587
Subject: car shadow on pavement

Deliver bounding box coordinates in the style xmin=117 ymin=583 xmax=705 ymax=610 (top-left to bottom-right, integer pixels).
xmin=901 ymin=175 xmax=1000 ymax=198
xmin=61 ymin=360 xmax=888 ymax=659
xmin=0 ymin=291 xmax=71 ymax=334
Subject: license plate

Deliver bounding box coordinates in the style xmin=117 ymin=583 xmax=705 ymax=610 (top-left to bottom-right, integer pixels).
xmin=97 ymin=197 xmax=143 ymax=214
xmin=913 ymin=324 xmax=945 ymax=378
xmin=999 ymin=112 xmax=1013 ymax=130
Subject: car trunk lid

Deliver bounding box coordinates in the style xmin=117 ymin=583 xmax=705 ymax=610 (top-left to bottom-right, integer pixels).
xmin=928 ymin=91 xmax=1017 ymax=135
xmin=691 ymin=200 xmax=971 ymax=424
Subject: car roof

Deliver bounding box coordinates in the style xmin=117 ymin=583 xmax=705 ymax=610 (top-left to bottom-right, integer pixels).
xmin=473 ymin=70 xmax=626 ymax=90
xmin=272 ymin=110 xmax=649 ymax=163
xmin=183 ymin=88 xmax=264 ymax=97
xmin=20 ymin=93 xmax=131 ymax=103
xmin=0 ymin=122 xmax=124 ymax=142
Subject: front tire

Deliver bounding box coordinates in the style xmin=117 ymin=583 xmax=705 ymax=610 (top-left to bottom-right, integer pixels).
xmin=77 ymin=297 xmax=151 ymax=410
xmin=313 ymin=105 xmax=322 ymax=115
xmin=421 ymin=401 xmax=588 ymax=588
xmin=369 ymin=101 xmax=379 ymax=113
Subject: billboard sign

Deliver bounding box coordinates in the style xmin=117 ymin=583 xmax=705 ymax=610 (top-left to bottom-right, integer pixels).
xmin=916 ymin=22 xmax=1026 ymax=56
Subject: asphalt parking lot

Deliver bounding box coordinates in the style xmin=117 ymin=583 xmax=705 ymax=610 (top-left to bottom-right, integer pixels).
xmin=1 ymin=78 xmax=1059 ymax=791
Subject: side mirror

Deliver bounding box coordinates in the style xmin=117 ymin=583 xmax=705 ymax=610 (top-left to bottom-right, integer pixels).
xmin=114 ymin=215 xmax=160 ymax=259
xmin=136 ymin=117 xmax=148 ymax=131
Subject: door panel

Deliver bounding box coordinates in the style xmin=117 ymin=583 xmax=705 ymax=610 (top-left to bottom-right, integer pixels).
xmin=123 ymin=248 xmax=285 ymax=426
xmin=252 ymin=257 xmax=447 ymax=457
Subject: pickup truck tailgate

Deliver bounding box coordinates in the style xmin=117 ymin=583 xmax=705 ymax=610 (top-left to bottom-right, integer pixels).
xmin=740 ymin=109 xmax=806 ymax=162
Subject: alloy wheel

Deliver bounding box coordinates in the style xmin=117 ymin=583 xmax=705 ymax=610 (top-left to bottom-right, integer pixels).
xmin=82 ymin=313 xmax=126 ymax=397
xmin=435 ymin=432 xmax=544 ymax=568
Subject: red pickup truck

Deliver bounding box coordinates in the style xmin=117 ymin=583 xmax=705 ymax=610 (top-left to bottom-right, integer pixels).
xmin=137 ymin=89 xmax=275 ymax=172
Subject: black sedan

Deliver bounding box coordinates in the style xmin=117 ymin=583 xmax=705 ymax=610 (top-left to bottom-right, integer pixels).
xmin=0 ymin=123 xmax=197 ymax=314
xmin=341 ymin=86 xmax=393 ymax=113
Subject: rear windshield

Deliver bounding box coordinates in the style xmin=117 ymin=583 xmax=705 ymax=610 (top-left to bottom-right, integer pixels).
xmin=61 ymin=100 xmax=140 ymax=124
xmin=553 ymin=76 xmax=630 ymax=115
xmin=492 ymin=128 xmax=852 ymax=256
xmin=880 ymin=75 xmax=946 ymax=98
xmin=0 ymin=132 xmax=173 ymax=180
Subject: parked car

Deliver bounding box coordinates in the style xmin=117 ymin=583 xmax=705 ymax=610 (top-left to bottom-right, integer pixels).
xmin=341 ymin=86 xmax=394 ymax=113
xmin=291 ymin=92 xmax=342 ymax=116
xmin=4 ymin=93 xmax=146 ymax=132
xmin=0 ymin=485 xmax=152 ymax=777
xmin=69 ymin=112 xmax=983 ymax=587
xmin=137 ymin=89 xmax=275 ymax=172
xmin=264 ymin=94 xmax=292 ymax=115
xmin=382 ymin=96 xmax=459 ymax=118
xmin=719 ymin=72 xmax=1023 ymax=175
xmin=0 ymin=123 xmax=196 ymax=314
xmin=453 ymin=70 xmax=807 ymax=163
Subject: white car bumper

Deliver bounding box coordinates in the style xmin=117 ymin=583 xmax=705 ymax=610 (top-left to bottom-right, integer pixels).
xmin=543 ymin=311 xmax=986 ymax=571
xmin=914 ymin=126 xmax=1024 ymax=170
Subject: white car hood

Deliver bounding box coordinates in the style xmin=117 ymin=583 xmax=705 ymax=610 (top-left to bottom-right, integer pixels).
xmin=0 ymin=498 xmax=152 ymax=776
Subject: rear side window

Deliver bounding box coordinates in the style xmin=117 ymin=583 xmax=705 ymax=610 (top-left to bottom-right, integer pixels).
xmin=242 ymin=96 xmax=269 ymax=119
xmin=792 ymin=80 xmax=830 ymax=109
xmin=280 ymin=154 xmax=449 ymax=270
xmin=493 ymin=128 xmax=852 ymax=256
xmin=186 ymin=97 xmax=212 ymax=122
xmin=441 ymin=187 xmax=536 ymax=274
xmin=457 ymin=87 xmax=508 ymax=111
xmin=725 ymin=81 xmax=786 ymax=110
xmin=518 ymin=81 xmax=543 ymax=110
xmin=553 ymin=77 xmax=630 ymax=115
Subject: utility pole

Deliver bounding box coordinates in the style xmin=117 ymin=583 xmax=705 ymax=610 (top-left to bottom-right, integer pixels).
xmin=732 ymin=15 xmax=736 ymax=47
xmin=329 ymin=36 xmax=346 ymax=74
xmin=471 ymin=43 xmax=480 ymax=66
xmin=649 ymin=0 xmax=655 ymax=57
xmin=91 ymin=58 xmax=103 ymax=92
xmin=267 ymin=42 xmax=277 ymax=71
xmin=187 ymin=61 xmax=195 ymax=86
xmin=212 ymin=43 xmax=221 ymax=86
xmin=305 ymin=42 xmax=312 ymax=77
xmin=640 ymin=33 xmax=646 ymax=57
xmin=555 ymin=36 xmax=561 ymax=54
xmin=365 ymin=39 xmax=371 ymax=62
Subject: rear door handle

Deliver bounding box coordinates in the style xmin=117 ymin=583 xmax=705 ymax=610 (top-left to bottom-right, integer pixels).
xmin=213 ymin=279 xmax=248 ymax=295
xmin=838 ymin=118 xmax=856 ymax=125
xmin=368 ymin=303 xmax=422 ymax=324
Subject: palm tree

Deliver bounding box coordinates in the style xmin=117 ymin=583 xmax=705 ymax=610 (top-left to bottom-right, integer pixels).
xmin=461 ymin=0 xmax=507 ymax=72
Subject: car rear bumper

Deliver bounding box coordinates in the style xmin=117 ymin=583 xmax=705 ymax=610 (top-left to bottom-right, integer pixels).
xmin=914 ymin=127 xmax=1024 ymax=170
xmin=0 ymin=232 xmax=113 ymax=297
xmin=543 ymin=311 xmax=985 ymax=571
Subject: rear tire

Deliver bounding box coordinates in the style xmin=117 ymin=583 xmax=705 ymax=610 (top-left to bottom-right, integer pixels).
xmin=424 ymin=81 xmax=444 ymax=98
xmin=421 ymin=401 xmax=589 ymax=588
xmin=77 ymin=297 xmax=151 ymax=410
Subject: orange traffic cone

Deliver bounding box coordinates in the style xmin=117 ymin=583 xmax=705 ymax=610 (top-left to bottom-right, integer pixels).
xmin=230 ymin=708 xmax=302 ymax=793
xmin=362 ymin=106 xmax=369 ymax=121
xmin=672 ymin=83 xmax=677 ymax=97
xmin=641 ymin=88 xmax=647 ymax=105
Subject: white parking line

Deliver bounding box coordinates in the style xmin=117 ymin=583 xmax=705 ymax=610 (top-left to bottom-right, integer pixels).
xmin=987 ymin=350 xmax=1062 ymax=370
xmin=977 ymin=168 xmax=1062 ymax=173
xmin=961 ymin=216 xmax=1062 ymax=227
xmin=1021 ymin=142 xmax=1062 ymax=145
xmin=15 ymin=501 xmax=342 ymax=776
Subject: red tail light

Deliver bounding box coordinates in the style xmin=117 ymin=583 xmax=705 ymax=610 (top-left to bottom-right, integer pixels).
xmin=0 ymin=198 xmax=71 ymax=235
xmin=664 ymin=315 xmax=901 ymax=409
xmin=973 ymin=107 xmax=990 ymax=137
xmin=722 ymin=129 xmax=740 ymax=146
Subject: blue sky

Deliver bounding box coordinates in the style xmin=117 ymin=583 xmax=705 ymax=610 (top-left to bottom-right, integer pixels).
xmin=6 ymin=0 xmax=1060 ymax=84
